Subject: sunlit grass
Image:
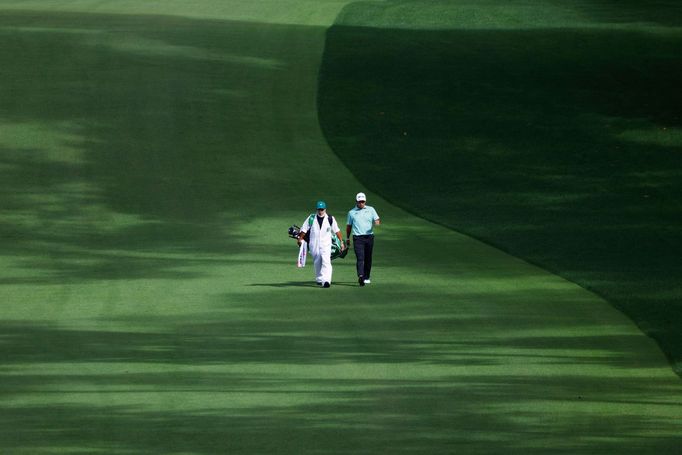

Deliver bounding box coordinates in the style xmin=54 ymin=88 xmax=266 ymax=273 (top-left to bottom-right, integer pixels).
xmin=0 ymin=0 xmax=353 ymax=25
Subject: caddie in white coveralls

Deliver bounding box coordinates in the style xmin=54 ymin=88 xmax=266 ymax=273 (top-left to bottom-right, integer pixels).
xmin=297 ymin=200 xmax=345 ymax=288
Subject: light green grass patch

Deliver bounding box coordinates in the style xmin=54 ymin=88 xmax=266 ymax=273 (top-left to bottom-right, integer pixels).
xmin=0 ymin=0 xmax=355 ymax=25
xmin=618 ymin=127 xmax=682 ymax=148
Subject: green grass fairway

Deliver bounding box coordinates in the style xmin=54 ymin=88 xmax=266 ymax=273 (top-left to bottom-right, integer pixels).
xmin=1 ymin=1 xmax=681 ymax=453
xmin=319 ymin=0 xmax=682 ymax=374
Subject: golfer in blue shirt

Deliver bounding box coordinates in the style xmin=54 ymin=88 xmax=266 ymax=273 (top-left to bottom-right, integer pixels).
xmin=346 ymin=192 xmax=381 ymax=286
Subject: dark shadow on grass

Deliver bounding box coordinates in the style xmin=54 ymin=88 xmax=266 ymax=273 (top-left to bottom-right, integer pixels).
xmin=318 ymin=1 xmax=682 ymax=374
xmin=249 ymin=280 xmax=360 ymax=288
xmin=1 ymin=381 xmax=681 ymax=455
xmin=2 ymin=272 xmax=682 ymax=452
xmin=1 ymin=314 xmax=682 ymax=453
xmin=581 ymin=0 xmax=682 ymax=26
xmin=250 ymin=281 xmax=321 ymax=288
xmin=1 ymin=390 xmax=679 ymax=455
xmin=248 ymin=280 xmax=358 ymax=288
xmin=329 ymin=281 xmax=361 ymax=287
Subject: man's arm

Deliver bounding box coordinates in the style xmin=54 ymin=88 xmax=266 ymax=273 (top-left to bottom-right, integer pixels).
xmin=330 ymin=218 xmax=346 ymax=251
xmin=297 ymin=223 xmax=308 ymax=246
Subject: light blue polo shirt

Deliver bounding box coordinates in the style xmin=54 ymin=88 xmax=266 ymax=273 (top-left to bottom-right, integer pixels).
xmin=347 ymin=205 xmax=380 ymax=236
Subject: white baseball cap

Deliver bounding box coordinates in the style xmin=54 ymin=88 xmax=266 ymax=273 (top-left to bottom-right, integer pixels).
xmin=356 ymin=192 xmax=366 ymax=202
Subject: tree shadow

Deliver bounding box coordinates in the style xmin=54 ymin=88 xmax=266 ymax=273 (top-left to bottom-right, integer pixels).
xmin=1 ymin=312 xmax=682 ymax=454
xmin=318 ymin=1 xmax=682 ymax=374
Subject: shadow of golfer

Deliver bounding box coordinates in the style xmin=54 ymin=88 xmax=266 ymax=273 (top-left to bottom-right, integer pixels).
xmin=248 ymin=281 xmax=320 ymax=288
xmin=248 ymin=281 xmax=361 ymax=288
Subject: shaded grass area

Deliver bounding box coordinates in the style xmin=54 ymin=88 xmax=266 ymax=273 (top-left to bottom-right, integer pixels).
xmin=2 ymin=391 xmax=677 ymax=454
xmin=2 ymin=288 xmax=682 ymax=455
xmin=318 ymin=0 xmax=682 ymax=374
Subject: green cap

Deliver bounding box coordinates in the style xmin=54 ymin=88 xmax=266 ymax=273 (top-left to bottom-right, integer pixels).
xmin=316 ymin=200 xmax=327 ymax=209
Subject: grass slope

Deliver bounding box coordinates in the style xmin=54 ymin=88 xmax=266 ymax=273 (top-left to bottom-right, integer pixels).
xmin=318 ymin=0 xmax=682 ymax=374
xmin=1 ymin=2 xmax=681 ymax=453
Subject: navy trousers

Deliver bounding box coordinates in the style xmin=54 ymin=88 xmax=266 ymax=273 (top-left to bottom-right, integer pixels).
xmin=353 ymin=234 xmax=375 ymax=279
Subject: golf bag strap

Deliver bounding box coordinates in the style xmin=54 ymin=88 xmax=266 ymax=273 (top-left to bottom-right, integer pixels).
xmin=308 ymin=214 xmax=334 ymax=228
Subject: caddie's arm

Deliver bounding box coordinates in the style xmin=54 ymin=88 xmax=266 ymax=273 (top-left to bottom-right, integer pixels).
xmin=337 ymin=230 xmax=346 ymax=250
xmin=297 ymin=228 xmax=306 ymax=246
